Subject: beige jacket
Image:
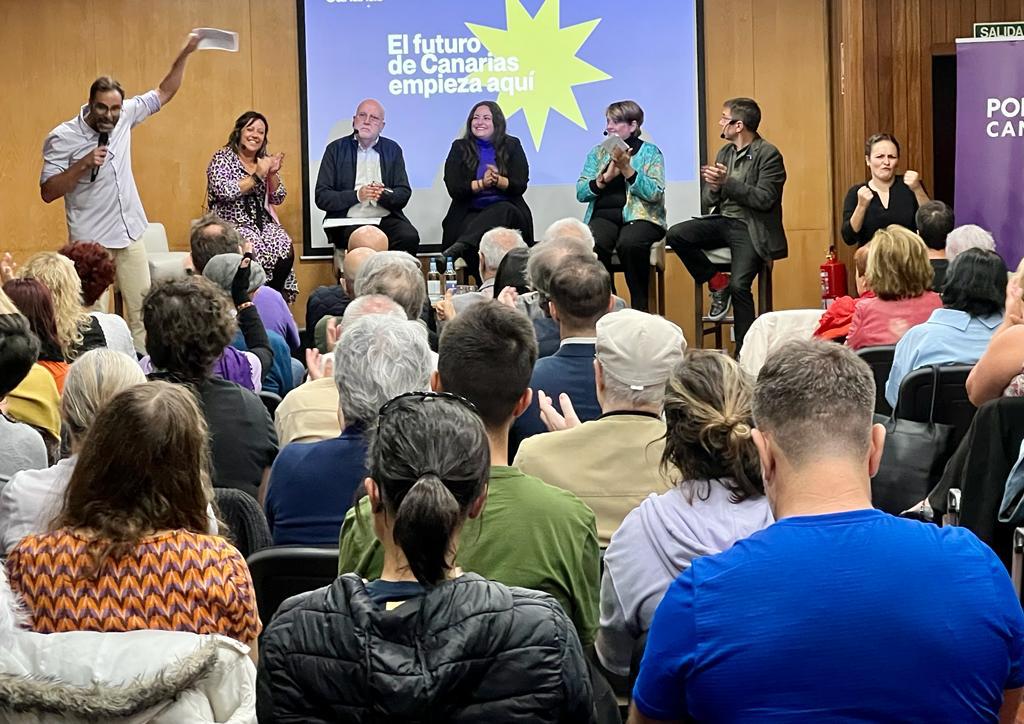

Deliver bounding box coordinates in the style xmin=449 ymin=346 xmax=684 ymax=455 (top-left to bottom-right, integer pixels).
xmin=513 ymin=413 xmax=672 ymax=546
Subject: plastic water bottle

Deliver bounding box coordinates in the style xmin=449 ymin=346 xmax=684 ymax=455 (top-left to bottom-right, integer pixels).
xmin=427 ymin=257 xmax=442 ymax=302
xmin=444 ymin=257 xmax=457 ymax=295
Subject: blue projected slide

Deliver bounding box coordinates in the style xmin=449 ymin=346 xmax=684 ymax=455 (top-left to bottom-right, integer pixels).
xmin=300 ymin=0 xmax=701 ymax=254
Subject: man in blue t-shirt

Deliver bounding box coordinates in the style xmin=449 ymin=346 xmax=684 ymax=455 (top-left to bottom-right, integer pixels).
xmin=630 ymin=339 xmax=1024 ymax=723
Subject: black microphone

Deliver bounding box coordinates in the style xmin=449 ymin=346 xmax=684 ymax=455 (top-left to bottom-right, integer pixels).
xmin=603 ymin=130 xmax=609 ymax=136
xmin=91 ymin=132 xmax=109 ymax=182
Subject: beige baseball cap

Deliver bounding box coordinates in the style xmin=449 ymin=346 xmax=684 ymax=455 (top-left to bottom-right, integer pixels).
xmin=596 ymin=309 xmax=686 ymax=390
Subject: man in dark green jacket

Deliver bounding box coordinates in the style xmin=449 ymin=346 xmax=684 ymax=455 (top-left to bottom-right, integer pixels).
xmin=667 ymin=97 xmax=787 ymax=354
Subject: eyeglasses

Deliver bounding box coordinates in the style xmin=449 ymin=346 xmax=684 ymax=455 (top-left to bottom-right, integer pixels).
xmin=721 ymin=118 xmax=739 ymax=126
xmin=377 ymin=390 xmax=479 ymax=420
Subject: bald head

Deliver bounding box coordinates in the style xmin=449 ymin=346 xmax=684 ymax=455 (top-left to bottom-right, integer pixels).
xmin=353 ymin=98 xmax=386 ymax=147
xmin=343 ymin=247 xmax=377 ymax=296
xmin=348 ymin=225 xmax=388 ymax=252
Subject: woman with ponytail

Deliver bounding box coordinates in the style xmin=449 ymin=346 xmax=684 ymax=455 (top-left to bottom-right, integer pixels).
xmin=596 ymin=350 xmax=774 ymax=678
xmin=256 ymin=391 xmax=594 ymax=723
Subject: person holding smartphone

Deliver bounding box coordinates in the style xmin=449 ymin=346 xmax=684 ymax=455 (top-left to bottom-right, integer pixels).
xmin=576 ymin=100 xmax=666 ymax=312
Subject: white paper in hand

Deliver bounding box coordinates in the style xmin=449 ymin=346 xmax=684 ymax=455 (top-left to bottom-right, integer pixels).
xmin=600 ymin=134 xmax=629 ymax=155
xmin=193 ymin=28 xmax=239 ymax=52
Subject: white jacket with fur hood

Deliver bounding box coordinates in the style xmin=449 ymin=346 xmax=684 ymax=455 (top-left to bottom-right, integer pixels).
xmin=0 ymin=567 xmax=256 ymax=723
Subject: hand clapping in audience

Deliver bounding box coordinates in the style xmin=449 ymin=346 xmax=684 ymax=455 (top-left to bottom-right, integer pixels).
xmin=433 ymin=289 xmax=456 ymax=322
xmin=537 ymin=389 xmax=581 ymax=432
xmin=495 ymin=285 xmax=518 ymax=309
xmin=0 ymin=253 xmax=17 ymax=284
xmin=304 ymin=347 xmax=333 ymax=380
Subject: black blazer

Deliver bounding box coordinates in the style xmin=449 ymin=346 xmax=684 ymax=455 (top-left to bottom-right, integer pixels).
xmin=702 ymin=136 xmax=788 ymax=261
xmin=314 ymin=134 xmax=413 ymax=222
xmin=441 ymin=135 xmax=534 ymax=246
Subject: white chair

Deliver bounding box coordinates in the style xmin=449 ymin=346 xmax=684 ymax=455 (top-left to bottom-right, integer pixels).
xmin=141 ymin=223 xmax=189 ymax=283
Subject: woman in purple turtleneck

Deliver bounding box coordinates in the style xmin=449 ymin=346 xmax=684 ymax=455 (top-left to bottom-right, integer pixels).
xmin=441 ymin=101 xmax=534 ymax=283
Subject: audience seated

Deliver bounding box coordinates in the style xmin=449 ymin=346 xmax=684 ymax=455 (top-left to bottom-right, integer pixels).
xmin=307 ymin=225 xmax=387 ymax=336
xmin=19 ymin=252 xmax=107 ymax=360
xmin=206 ymin=252 xmax=300 ymax=354
xmin=493 ymin=245 xmax=530 ymax=295
xmin=188 ymin=212 xmax=243 ymax=274
xmin=967 ymin=260 xmax=1024 ymax=405
xmin=947 ymin=222 xmax=997 ymax=259
xmin=845 ymin=225 xmax=941 ymax=350
xmin=885 ymin=247 xmax=1005 ymax=407
xmin=276 ymin=295 xmax=405 ymax=445
xmin=143 ymin=277 xmax=277 ymax=500
xmin=354 ymin=250 xmax=426 ymax=322
xmin=2 ymin=363 xmax=60 ymax=466
xmin=0 ymin=565 xmax=257 ymax=721
xmin=452 ymin=226 xmax=526 ymax=313
xmin=598 ymin=350 xmax=772 ymax=679
xmin=338 ymin=301 xmax=601 ymax=645
xmin=259 ymin=392 xmax=593 ymax=722
xmin=204 ymin=253 xmax=298 ymax=395
xmin=313 ymin=246 xmax=377 ymax=353
xmin=265 ymin=314 xmax=431 ymax=545
xmin=514 ymin=309 xmax=685 ymax=544
xmin=3 ymin=278 xmax=69 ymax=392
xmin=6 ymin=382 xmax=261 ymax=656
xmin=0 ymin=313 xmax=47 ymax=485
xmin=813 ymin=243 xmax=872 ymax=342
xmin=510 ymin=254 xmax=612 ymax=453
xmin=59 ymin=241 xmax=135 ymax=357
xmin=630 ymin=340 xmax=1024 ymax=722
xmin=543 ymin=217 xmax=597 ymax=248
xmin=353 ymin=249 xmax=440 ymax=359
xmin=916 ymin=200 xmax=954 ymax=291
xmin=0 ymin=349 xmax=146 ymax=553
xmin=517 ymin=236 xmax=625 ymax=358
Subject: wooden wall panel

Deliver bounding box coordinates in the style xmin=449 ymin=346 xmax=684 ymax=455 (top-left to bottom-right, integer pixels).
xmin=832 ymin=0 xmax=1024 ymax=274
xmin=2 ymin=0 xmax=829 ymax=336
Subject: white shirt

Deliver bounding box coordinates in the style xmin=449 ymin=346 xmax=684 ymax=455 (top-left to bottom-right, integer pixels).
xmin=0 ymin=454 xmax=219 ymax=554
xmin=41 ymin=91 xmax=162 ymax=249
xmin=0 ymin=455 xmax=75 ymax=554
xmin=346 ymin=137 xmax=390 ymax=219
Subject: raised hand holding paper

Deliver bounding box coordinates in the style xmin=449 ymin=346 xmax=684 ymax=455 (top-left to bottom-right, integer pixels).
xmin=193 ymin=28 xmax=239 ymax=52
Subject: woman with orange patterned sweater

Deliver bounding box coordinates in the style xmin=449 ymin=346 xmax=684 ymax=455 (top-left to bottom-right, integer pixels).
xmin=5 ymin=381 xmax=261 ymax=661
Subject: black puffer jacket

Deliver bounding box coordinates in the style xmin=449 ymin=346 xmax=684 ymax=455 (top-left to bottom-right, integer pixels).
xmin=256 ymin=572 xmax=594 ymax=723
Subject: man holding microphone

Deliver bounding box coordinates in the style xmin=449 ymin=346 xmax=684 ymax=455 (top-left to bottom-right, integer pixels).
xmin=40 ymin=32 xmax=201 ymax=353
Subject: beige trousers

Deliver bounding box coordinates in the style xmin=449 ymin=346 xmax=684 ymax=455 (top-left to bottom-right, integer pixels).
xmin=109 ymin=239 xmax=151 ymax=353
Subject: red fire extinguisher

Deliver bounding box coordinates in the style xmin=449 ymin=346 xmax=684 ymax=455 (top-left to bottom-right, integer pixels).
xmin=820 ymin=245 xmax=847 ymax=309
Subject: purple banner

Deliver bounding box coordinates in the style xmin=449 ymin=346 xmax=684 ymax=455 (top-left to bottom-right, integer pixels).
xmin=955 ymin=39 xmax=1024 ymax=269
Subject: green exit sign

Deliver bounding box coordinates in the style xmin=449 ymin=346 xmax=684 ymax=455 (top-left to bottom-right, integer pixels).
xmin=974 ymin=21 xmax=1024 ymax=38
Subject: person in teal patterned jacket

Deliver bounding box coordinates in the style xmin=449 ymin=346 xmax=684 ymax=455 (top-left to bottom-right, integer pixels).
xmin=577 ymin=100 xmax=666 ymax=312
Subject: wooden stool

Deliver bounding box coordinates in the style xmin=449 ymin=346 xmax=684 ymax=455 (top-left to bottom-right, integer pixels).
xmin=693 ymin=248 xmax=774 ymax=349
